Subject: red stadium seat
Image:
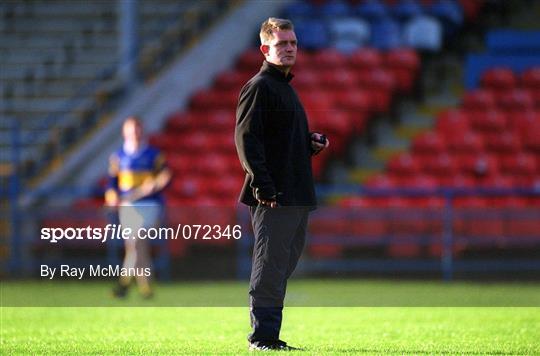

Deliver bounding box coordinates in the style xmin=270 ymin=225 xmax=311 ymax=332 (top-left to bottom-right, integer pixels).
xmin=446 ymin=131 xmax=484 ymax=153
xmin=203 ymin=110 xmax=235 ymax=132
xmin=297 ymin=90 xmax=333 ymax=116
xmin=480 ymin=67 xmax=517 ymax=92
xmin=318 ymin=69 xmax=357 ymax=89
xmin=311 ymin=48 xmax=348 ymax=68
xmin=456 ymin=153 xmax=499 ymax=177
xmin=522 ymin=123 xmax=540 ymax=152
xmin=521 ymin=67 xmax=540 ymax=89
xmin=500 ymin=153 xmax=537 ymax=185
xmin=462 ymin=89 xmax=496 ymax=111
xmin=175 ymin=132 xmax=213 ymax=153
xmin=386 ymin=153 xmax=421 ymax=178
xmin=148 ymin=133 xmax=177 ymax=151
xmin=348 ymin=48 xmax=382 ymax=70
xmin=190 ymin=88 xmax=238 ymax=111
xmin=438 ymin=174 xmax=476 ymax=189
xmin=484 ymin=131 xmax=521 ymax=154
xmin=435 ymin=109 xmax=470 ymax=139
xmin=419 ymin=153 xmax=458 ymax=177
xmin=469 ymin=110 xmax=506 ymax=133
xmin=508 ymin=110 xmax=540 ymax=138
xmin=191 ymin=154 xmax=230 ymax=176
xmin=497 ymin=89 xmax=534 ymax=112
xmin=292 ymin=69 xmax=320 ymax=91
xmin=165 ymin=111 xmax=198 ymax=132
xmin=384 ymin=48 xmax=420 ymax=94
xmin=237 ymin=48 xmax=262 ymax=71
xmin=293 ymin=49 xmax=314 ymax=69
xmin=333 ymin=89 xmax=371 ymax=112
xmin=170 ymin=176 xmax=207 ymax=199
xmin=214 ymin=70 xmax=251 ymax=91
xmin=356 ymin=68 xmax=395 ymax=113
xmin=167 ymin=154 xmax=194 ymax=174
xmin=411 ymin=131 xmax=446 ymax=156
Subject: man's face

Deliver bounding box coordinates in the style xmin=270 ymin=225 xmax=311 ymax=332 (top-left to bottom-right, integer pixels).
xmin=261 ymin=29 xmax=297 ymax=69
xmin=122 ymin=119 xmax=143 ymax=143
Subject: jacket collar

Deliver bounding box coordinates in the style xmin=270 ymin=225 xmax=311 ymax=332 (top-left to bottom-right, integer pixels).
xmin=260 ymin=60 xmax=294 ymax=82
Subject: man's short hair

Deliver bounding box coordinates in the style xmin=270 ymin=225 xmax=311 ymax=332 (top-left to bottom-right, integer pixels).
xmin=259 ymin=17 xmax=294 ymax=44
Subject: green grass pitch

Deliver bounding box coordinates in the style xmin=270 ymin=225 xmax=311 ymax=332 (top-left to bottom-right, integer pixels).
xmin=2 ymin=280 xmax=539 ymax=354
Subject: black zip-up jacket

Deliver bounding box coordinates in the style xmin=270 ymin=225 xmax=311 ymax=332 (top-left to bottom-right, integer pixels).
xmin=235 ymin=61 xmax=317 ymax=208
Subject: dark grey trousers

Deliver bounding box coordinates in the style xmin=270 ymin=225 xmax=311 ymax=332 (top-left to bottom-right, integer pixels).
xmin=248 ymin=205 xmax=310 ymax=343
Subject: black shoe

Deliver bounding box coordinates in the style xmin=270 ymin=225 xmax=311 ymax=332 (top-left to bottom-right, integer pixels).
xmin=111 ymin=284 xmax=128 ymax=298
xmin=249 ymin=340 xmax=300 ymax=351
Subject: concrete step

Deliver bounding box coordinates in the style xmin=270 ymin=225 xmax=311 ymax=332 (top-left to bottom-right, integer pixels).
xmin=0 ymin=36 xmax=117 ymax=50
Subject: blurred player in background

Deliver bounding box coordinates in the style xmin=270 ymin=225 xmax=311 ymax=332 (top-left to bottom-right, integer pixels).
xmin=105 ymin=116 xmax=171 ymax=299
xmin=235 ymin=17 xmax=329 ymax=351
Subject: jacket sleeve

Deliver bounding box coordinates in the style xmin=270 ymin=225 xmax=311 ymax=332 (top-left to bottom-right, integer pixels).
xmin=235 ymin=81 xmax=276 ymax=200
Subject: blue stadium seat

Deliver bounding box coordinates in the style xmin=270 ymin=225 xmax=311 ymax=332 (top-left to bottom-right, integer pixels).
xmin=427 ymin=0 xmax=463 ymax=37
xmin=390 ymin=0 xmax=424 ymax=22
xmin=295 ymin=19 xmax=331 ymax=50
xmin=320 ymin=0 xmax=351 ymax=18
xmin=283 ymin=1 xmax=318 ymax=21
xmin=354 ymin=0 xmax=389 ymax=22
xmin=370 ymin=17 xmax=402 ymax=49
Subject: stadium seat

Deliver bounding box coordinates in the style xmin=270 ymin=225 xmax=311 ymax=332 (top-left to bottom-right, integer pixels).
xmin=166 ymin=111 xmax=198 ymax=132
xmin=292 ymin=69 xmax=320 ymax=91
xmin=370 ymin=17 xmax=402 ymax=49
xmin=319 ymin=68 xmax=357 ymax=89
xmin=311 ymin=48 xmax=349 ymax=68
xmin=283 ymin=1 xmax=318 ymax=20
xmin=411 ymin=131 xmax=446 ymax=156
xmin=354 ymin=0 xmax=389 ymax=22
xmin=170 ymin=176 xmax=207 ymax=199
xmin=446 ymin=131 xmax=484 ymax=154
xmin=456 ymin=153 xmax=499 ymax=177
xmin=387 ymin=152 xmax=421 ymax=178
xmin=214 ymin=70 xmax=251 ymax=91
xmin=348 ymin=48 xmax=383 ymax=70
xmin=294 ymin=19 xmax=331 ymax=50
xmin=419 ymin=153 xmax=458 ymax=177
xmin=167 ymin=154 xmax=194 ymax=175
xmin=468 ymin=110 xmax=506 ymax=133
xmin=190 ymin=89 xmax=237 ymax=111
xmin=333 ymin=89 xmax=372 ymax=121
xmin=480 ymin=67 xmax=517 ymax=92
xmin=320 ymin=0 xmax=352 ymax=18
xmin=508 ymin=110 xmax=540 ymax=139
xmin=484 ymin=131 xmax=521 ymax=155
xmin=356 ymin=68 xmax=396 ymax=113
xmin=435 ymin=109 xmax=470 ymax=139
xmin=329 ymin=17 xmax=371 ymax=53
xmin=520 ymin=67 xmax=540 ymax=89
xmin=497 ymin=89 xmax=534 ymax=112
xmin=384 ymin=48 xmax=420 ymax=93
xmin=237 ymin=48 xmax=262 ymax=71
xmin=390 ymin=0 xmax=424 ymax=22
xmin=437 ymin=174 xmax=476 ymax=189
xmin=427 ymin=0 xmax=464 ymax=37
xmin=500 ymin=152 xmax=537 ymax=181
xmin=462 ymin=89 xmax=496 ymax=111
xmin=523 ymin=123 xmax=540 ymax=152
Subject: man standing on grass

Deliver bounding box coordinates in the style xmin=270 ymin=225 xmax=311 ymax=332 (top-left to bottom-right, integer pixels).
xmin=105 ymin=116 xmax=171 ymax=299
xmin=235 ymin=17 xmax=329 ymax=351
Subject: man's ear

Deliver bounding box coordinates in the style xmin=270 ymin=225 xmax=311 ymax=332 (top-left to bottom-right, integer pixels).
xmin=260 ymin=44 xmax=269 ymax=56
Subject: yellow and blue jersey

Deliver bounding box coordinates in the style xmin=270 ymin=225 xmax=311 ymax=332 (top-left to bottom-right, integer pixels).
xmin=106 ymin=145 xmax=166 ymax=203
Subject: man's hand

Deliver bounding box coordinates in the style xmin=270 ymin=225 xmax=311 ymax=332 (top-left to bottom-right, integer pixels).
xmin=257 ymin=198 xmax=277 ymax=208
xmin=311 ymin=132 xmax=329 ymax=154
